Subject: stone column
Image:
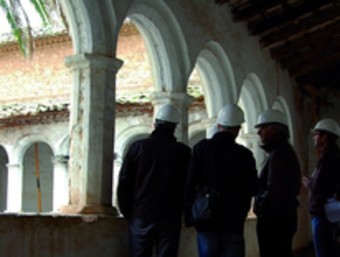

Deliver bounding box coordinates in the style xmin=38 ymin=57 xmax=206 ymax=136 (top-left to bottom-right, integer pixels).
xmin=201 ymin=118 xmax=218 ymax=138
xmin=52 ymin=155 xmax=69 ymax=212
xmin=62 ymin=53 xmax=123 ymax=215
xmin=6 ymin=163 xmax=22 ymax=212
xmin=152 ymin=92 xmax=194 ymax=144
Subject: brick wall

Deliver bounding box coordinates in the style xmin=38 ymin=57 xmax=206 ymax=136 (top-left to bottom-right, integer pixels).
xmin=0 ymin=26 xmax=153 ymax=106
xmin=0 ymin=35 xmax=73 ymax=105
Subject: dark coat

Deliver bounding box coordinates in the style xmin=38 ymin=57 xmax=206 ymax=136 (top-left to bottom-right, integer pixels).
xmin=254 ymin=139 xmax=301 ymax=218
xmin=117 ymin=128 xmax=191 ymax=222
xmin=184 ymin=131 xmax=259 ymax=233
xmin=308 ymin=143 xmax=340 ymax=216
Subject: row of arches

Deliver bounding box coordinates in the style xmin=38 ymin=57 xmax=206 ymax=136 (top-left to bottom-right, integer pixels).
xmin=0 ymin=81 xmax=292 ymax=214
xmin=0 ymin=134 xmax=69 ymax=213
xmin=0 ymin=1 xmax=298 ymax=215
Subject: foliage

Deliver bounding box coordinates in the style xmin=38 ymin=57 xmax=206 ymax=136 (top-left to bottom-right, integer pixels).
xmin=0 ymin=0 xmax=66 ymax=58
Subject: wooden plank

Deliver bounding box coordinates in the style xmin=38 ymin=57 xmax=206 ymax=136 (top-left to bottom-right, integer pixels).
xmin=280 ymin=37 xmax=340 ymax=68
xmin=289 ymin=51 xmax=340 ymax=78
xmin=296 ymin=65 xmax=340 ymax=88
xmin=248 ymin=0 xmax=333 ymax=35
xmin=271 ymin=23 xmax=340 ymax=59
xmin=260 ymin=7 xmax=340 ymax=47
xmin=232 ymin=0 xmax=286 ymax=21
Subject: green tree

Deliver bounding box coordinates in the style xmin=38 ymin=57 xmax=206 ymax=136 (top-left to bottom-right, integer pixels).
xmin=0 ymin=0 xmax=66 ymax=58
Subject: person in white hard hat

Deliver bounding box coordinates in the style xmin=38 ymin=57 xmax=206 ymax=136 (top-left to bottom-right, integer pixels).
xmin=253 ymin=109 xmax=301 ymax=257
xmin=184 ymin=103 xmax=258 ymax=257
xmin=302 ymin=118 xmax=340 ymax=257
xmin=117 ymin=103 xmax=191 ymax=257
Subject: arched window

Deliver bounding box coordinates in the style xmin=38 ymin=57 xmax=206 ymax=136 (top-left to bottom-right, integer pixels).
xmin=22 ymin=142 xmax=53 ymax=213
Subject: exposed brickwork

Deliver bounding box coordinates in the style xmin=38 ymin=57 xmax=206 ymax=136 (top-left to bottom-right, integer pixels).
xmin=0 ymin=24 xmax=203 ymax=120
xmin=0 ymin=27 xmax=152 ymax=105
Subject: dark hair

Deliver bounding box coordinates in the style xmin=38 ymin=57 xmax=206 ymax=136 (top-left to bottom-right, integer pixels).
xmin=155 ymin=120 xmax=177 ymax=133
xmin=270 ymin=123 xmax=290 ymax=139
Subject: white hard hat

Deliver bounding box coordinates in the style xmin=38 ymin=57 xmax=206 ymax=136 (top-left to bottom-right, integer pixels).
xmin=155 ymin=103 xmax=180 ymax=124
xmin=217 ymin=104 xmax=245 ymax=127
xmin=313 ymin=118 xmax=340 ymax=137
xmin=255 ymin=109 xmax=288 ymax=128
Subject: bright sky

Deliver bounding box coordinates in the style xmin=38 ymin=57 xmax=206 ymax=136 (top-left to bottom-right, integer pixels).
xmin=0 ymin=0 xmax=43 ymax=33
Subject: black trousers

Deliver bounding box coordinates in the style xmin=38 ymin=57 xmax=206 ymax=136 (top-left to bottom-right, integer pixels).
xmin=256 ymin=215 xmax=297 ymax=257
xmin=128 ymin=218 xmax=181 ymax=257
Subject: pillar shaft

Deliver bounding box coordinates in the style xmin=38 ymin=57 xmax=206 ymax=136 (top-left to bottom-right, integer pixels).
xmin=63 ymin=53 xmax=123 ymax=215
xmin=6 ymin=163 xmax=21 ymax=212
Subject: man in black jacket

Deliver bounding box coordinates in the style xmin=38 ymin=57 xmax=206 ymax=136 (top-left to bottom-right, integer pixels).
xmin=254 ymin=109 xmax=301 ymax=257
xmin=303 ymin=118 xmax=340 ymax=257
xmin=117 ymin=103 xmax=191 ymax=257
xmin=185 ymin=103 xmax=258 ymax=257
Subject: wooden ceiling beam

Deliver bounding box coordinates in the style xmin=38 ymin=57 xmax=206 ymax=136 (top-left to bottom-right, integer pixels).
xmin=296 ymin=65 xmax=340 ymax=86
xmin=289 ymin=51 xmax=340 ymax=78
xmin=271 ymin=23 xmax=340 ymax=59
xmin=296 ymin=72 xmax=340 ymax=89
xmin=249 ymin=0 xmax=333 ymax=35
xmin=231 ymin=0 xmax=286 ymax=21
xmin=281 ymin=37 xmax=340 ymax=69
xmin=260 ymin=7 xmax=340 ymax=47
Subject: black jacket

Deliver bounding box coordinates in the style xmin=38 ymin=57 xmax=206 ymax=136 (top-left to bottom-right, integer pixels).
xmin=308 ymin=143 xmax=340 ymax=216
xmin=254 ymin=139 xmax=301 ymax=218
xmin=184 ymin=131 xmax=258 ymax=232
xmin=117 ymin=128 xmax=191 ymax=222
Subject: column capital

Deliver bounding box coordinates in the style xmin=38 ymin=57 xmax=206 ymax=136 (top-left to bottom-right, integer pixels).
xmin=6 ymin=163 xmax=20 ymax=169
xmin=151 ymin=91 xmax=194 ymax=108
xmin=65 ymin=53 xmax=123 ymax=73
xmin=52 ymin=155 xmax=69 ymax=165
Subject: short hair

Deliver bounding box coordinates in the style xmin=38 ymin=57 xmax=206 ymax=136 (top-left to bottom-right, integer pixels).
xmin=155 ymin=120 xmax=177 ymax=131
xmin=276 ymin=123 xmax=290 ymax=139
xmin=219 ymin=125 xmax=241 ymax=131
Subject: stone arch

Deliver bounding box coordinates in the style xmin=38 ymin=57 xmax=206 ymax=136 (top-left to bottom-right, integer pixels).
xmin=113 ymin=125 xmax=150 ymax=208
xmin=189 ymin=130 xmax=206 ymax=149
xmin=56 ymin=135 xmax=70 ymax=157
xmin=115 ymin=125 xmax=151 ymax=161
xmin=53 ymin=135 xmax=70 ymax=212
xmin=60 ymin=0 xmax=126 ymax=214
xmin=273 ymin=96 xmax=295 ymax=144
xmin=60 ymin=0 xmax=119 ymax=55
xmin=10 ymin=135 xmax=55 ymax=213
xmin=239 ymin=73 xmax=268 ymax=170
xmin=127 ymin=1 xmax=190 ymax=92
xmin=13 ymin=134 xmax=55 ymax=164
xmin=239 ymin=73 xmax=268 ymax=133
xmin=196 ymin=41 xmax=237 ymax=118
xmin=22 ymin=142 xmax=54 ymax=213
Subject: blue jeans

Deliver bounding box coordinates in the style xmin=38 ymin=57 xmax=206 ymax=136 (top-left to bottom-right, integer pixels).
xmin=311 ymin=216 xmax=337 ymax=257
xmin=197 ymin=230 xmax=244 ymax=257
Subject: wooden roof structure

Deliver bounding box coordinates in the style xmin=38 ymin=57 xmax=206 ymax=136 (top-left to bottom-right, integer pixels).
xmin=216 ymin=0 xmax=340 ymax=91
